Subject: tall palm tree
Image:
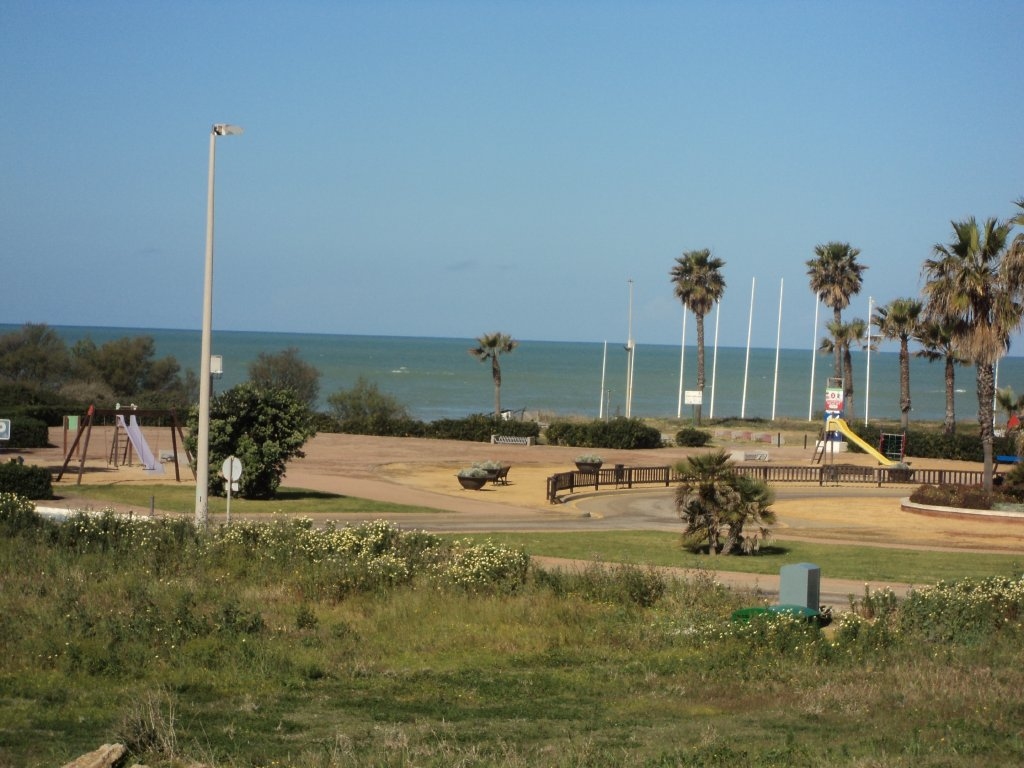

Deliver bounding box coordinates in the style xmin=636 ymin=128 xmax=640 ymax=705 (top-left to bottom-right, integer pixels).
xmin=874 ymin=298 xmax=923 ymax=431
xmin=806 ymin=242 xmax=868 ymax=379
xmin=820 ymin=318 xmax=869 ymax=420
xmin=923 ymin=216 xmax=1024 ymax=490
xmin=670 ymin=249 xmax=726 ymax=424
xmin=913 ymin=318 xmax=966 ymax=436
xmin=469 ymin=332 xmax=519 ymax=417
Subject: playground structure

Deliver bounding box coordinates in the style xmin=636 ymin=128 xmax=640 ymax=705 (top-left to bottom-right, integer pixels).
xmin=812 ymin=377 xmax=907 ymax=466
xmin=57 ymin=405 xmax=194 ymax=485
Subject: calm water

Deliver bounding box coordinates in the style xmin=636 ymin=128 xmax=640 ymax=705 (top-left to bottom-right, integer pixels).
xmin=5 ymin=324 xmax=1024 ymax=425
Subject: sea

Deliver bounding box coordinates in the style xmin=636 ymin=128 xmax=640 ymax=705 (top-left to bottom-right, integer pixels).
xmin=5 ymin=324 xmax=1024 ymax=426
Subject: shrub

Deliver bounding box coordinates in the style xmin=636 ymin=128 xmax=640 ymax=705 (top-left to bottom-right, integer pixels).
xmin=908 ymin=483 xmax=994 ymax=510
xmin=1 ymin=416 xmax=50 ymax=448
xmin=0 ymin=492 xmax=43 ymax=536
xmin=0 ymin=461 xmax=53 ymax=499
xmin=546 ymin=418 xmax=662 ymax=450
xmin=427 ymin=414 xmax=540 ymax=443
xmin=676 ymin=427 xmax=711 ymax=447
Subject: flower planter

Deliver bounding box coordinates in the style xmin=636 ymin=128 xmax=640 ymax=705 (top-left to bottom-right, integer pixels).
xmin=457 ymin=474 xmax=488 ymax=490
xmin=575 ymin=461 xmax=603 ymax=474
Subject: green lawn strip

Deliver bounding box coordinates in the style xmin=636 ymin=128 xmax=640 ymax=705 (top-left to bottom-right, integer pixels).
xmin=456 ymin=530 xmax=1024 ymax=585
xmin=58 ymin=484 xmax=440 ymax=516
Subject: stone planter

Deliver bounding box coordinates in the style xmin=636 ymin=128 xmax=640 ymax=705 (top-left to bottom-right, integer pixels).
xmin=575 ymin=461 xmax=603 ymax=474
xmin=457 ymin=474 xmax=488 ymax=490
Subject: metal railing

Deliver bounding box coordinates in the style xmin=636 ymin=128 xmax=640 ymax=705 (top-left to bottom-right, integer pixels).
xmin=545 ymin=464 xmax=987 ymax=503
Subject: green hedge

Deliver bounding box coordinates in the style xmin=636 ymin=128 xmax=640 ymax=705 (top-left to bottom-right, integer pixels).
xmin=847 ymin=423 xmax=1015 ymax=462
xmin=676 ymin=428 xmax=712 ymax=447
xmin=427 ymin=414 xmax=540 ymax=443
xmin=545 ymin=418 xmax=663 ymax=450
xmin=0 ymin=461 xmax=53 ymax=500
xmin=1 ymin=416 xmax=49 ymax=449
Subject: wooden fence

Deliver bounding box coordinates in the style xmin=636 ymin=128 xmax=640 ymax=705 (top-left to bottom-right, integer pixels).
xmin=545 ymin=464 xmax=988 ymax=504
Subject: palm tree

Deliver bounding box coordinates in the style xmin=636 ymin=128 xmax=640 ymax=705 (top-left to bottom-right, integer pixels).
xmin=674 ymin=450 xmax=775 ymax=555
xmin=670 ymin=249 xmax=726 ymax=424
xmin=806 ymin=242 xmax=868 ymax=379
xmin=820 ymin=318 xmax=869 ymax=420
xmin=913 ymin=318 xmax=966 ymax=435
xmin=469 ymin=332 xmax=519 ymax=417
xmin=874 ymin=298 xmax=923 ymax=431
xmin=922 ymin=216 xmax=1024 ymax=490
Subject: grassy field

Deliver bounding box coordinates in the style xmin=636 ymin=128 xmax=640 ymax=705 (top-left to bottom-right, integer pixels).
xmin=2 ymin=495 xmax=1024 ymax=767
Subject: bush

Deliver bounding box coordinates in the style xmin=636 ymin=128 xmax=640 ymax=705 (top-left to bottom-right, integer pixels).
xmin=848 ymin=423 xmax=1016 ymax=462
xmin=1 ymin=415 xmax=50 ymax=449
xmin=0 ymin=461 xmax=53 ymax=499
xmin=546 ymin=417 xmax=662 ymax=450
xmin=0 ymin=492 xmax=43 ymax=536
xmin=676 ymin=427 xmax=711 ymax=447
xmin=908 ymin=483 xmax=994 ymax=510
xmin=427 ymin=414 xmax=540 ymax=443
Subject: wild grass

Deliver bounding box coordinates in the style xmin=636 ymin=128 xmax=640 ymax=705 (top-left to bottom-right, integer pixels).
xmin=2 ymin=494 xmax=1024 ymax=766
xmin=62 ymin=483 xmax=442 ymax=516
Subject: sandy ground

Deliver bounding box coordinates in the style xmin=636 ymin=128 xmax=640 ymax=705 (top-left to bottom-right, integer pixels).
xmin=13 ymin=425 xmax=1024 ymax=607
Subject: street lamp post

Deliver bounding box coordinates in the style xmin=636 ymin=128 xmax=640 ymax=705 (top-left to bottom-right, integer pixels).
xmin=196 ymin=123 xmax=243 ymax=528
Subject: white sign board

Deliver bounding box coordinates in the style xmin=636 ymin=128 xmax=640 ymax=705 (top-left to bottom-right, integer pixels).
xmin=684 ymin=390 xmax=703 ymax=406
xmin=221 ymin=455 xmax=243 ymax=482
xmin=824 ymin=387 xmax=844 ymax=414
xmin=0 ymin=419 xmax=10 ymax=440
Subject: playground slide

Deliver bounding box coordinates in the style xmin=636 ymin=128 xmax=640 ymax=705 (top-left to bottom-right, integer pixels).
xmin=117 ymin=414 xmax=164 ymax=473
xmin=825 ymin=417 xmax=898 ymax=466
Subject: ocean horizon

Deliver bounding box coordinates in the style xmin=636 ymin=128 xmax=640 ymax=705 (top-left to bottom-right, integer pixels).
xmin=3 ymin=323 xmax=1023 ymax=427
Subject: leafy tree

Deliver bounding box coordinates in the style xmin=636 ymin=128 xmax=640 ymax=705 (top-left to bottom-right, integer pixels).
xmin=469 ymin=332 xmax=518 ymax=417
xmin=670 ymin=249 xmax=726 ymax=424
xmin=247 ymin=347 xmax=321 ymax=412
xmin=674 ymin=450 xmax=775 ymax=555
xmin=184 ymin=383 xmax=315 ymax=499
xmin=806 ymin=242 xmax=868 ymax=379
xmin=327 ymin=376 xmax=411 ymax=432
xmin=923 ymin=216 xmax=1024 ymax=490
xmin=69 ymin=335 xmax=189 ymax=407
xmin=0 ymin=323 xmax=70 ymax=390
xmin=874 ymin=297 xmax=923 ymax=430
xmin=914 ymin=318 xmax=967 ymax=435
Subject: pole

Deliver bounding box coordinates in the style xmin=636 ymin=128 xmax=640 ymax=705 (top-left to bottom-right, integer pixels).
xmin=599 ymin=340 xmax=607 ymax=419
xmin=865 ymin=295 xmax=873 ymax=426
xmin=741 ymin=277 xmax=755 ymax=418
xmin=808 ymin=297 xmax=820 ymax=421
xmin=709 ymin=300 xmax=721 ymax=419
xmin=772 ymin=278 xmax=783 ymax=421
xmin=677 ymin=309 xmax=687 ymax=418
xmin=625 ymin=278 xmax=634 ymax=418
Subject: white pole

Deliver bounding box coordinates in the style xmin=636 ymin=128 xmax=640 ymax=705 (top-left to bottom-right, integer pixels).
xmin=741 ymin=277 xmax=755 ymax=418
xmin=709 ymin=300 xmax=721 ymax=419
xmin=808 ymin=297 xmax=820 ymax=421
xmin=865 ymin=295 xmax=873 ymax=426
xmin=599 ymin=340 xmax=607 ymax=419
xmin=772 ymin=278 xmax=783 ymax=421
xmin=195 ymin=123 xmax=243 ymax=529
xmin=625 ymin=279 xmax=635 ymax=418
xmin=677 ymin=309 xmax=687 ymax=418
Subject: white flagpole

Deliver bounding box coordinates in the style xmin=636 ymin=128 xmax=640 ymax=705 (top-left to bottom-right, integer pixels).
xmin=772 ymin=278 xmax=783 ymax=421
xmin=865 ymin=296 xmax=873 ymax=426
xmin=599 ymin=340 xmax=607 ymax=419
xmin=741 ymin=277 xmax=755 ymax=418
xmin=677 ymin=310 xmax=687 ymax=418
xmin=710 ymin=301 xmax=721 ymax=418
xmin=808 ymin=297 xmax=820 ymax=421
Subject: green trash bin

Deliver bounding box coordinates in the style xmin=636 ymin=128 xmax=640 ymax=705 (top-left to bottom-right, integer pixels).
xmin=730 ymin=607 xmax=770 ymax=623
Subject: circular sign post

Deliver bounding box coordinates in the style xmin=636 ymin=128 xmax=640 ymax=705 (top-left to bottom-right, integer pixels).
xmin=221 ymin=456 xmax=243 ymax=525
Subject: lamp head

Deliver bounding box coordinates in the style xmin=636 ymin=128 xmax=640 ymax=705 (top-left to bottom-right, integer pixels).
xmin=212 ymin=123 xmax=244 ymax=137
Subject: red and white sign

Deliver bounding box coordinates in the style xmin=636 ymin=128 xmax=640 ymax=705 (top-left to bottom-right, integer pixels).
xmin=824 ymin=388 xmax=844 ymax=414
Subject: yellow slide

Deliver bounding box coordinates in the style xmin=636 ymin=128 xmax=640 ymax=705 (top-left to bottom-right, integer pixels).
xmin=825 ymin=417 xmax=898 ymax=466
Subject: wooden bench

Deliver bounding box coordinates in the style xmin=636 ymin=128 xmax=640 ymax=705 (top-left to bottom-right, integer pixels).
xmin=490 ymin=435 xmax=534 ymax=445
xmin=492 ymin=465 xmax=511 ymax=485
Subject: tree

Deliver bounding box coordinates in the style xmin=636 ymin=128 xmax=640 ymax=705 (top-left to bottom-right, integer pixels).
xmin=670 ymin=249 xmax=726 ymax=424
xmin=327 ymin=376 xmax=411 ymax=433
xmin=806 ymin=242 xmax=868 ymax=379
xmin=820 ymin=318 xmax=869 ymax=420
xmin=874 ymin=297 xmax=923 ymax=430
xmin=0 ymin=323 xmax=71 ymax=390
xmin=69 ymin=335 xmax=189 ymax=407
xmin=923 ymin=216 xmax=1024 ymax=490
xmin=248 ymin=347 xmax=322 ymax=412
xmin=674 ymin=450 xmax=775 ymax=555
xmin=184 ymin=383 xmax=315 ymax=499
xmin=914 ymin=318 xmax=967 ymax=435
xmin=469 ymin=333 xmax=518 ymax=417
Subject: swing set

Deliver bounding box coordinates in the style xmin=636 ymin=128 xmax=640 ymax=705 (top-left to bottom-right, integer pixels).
xmin=57 ymin=404 xmax=195 ymax=485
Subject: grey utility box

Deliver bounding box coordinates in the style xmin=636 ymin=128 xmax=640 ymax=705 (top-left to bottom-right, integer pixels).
xmin=779 ymin=562 xmax=821 ymax=609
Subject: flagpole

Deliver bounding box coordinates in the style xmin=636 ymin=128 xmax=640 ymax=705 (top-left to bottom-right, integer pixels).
xmin=741 ymin=277 xmax=755 ymax=418
xmin=865 ymin=296 xmax=873 ymax=426
xmin=710 ymin=301 xmax=721 ymax=419
xmin=772 ymin=278 xmax=783 ymax=421
xmin=676 ymin=310 xmax=687 ymax=418
xmin=808 ymin=297 xmax=820 ymax=421
xmin=599 ymin=340 xmax=607 ymax=419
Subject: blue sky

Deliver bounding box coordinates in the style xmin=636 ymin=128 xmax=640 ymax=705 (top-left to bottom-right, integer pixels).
xmin=3 ymin=1 xmax=1022 ymax=353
